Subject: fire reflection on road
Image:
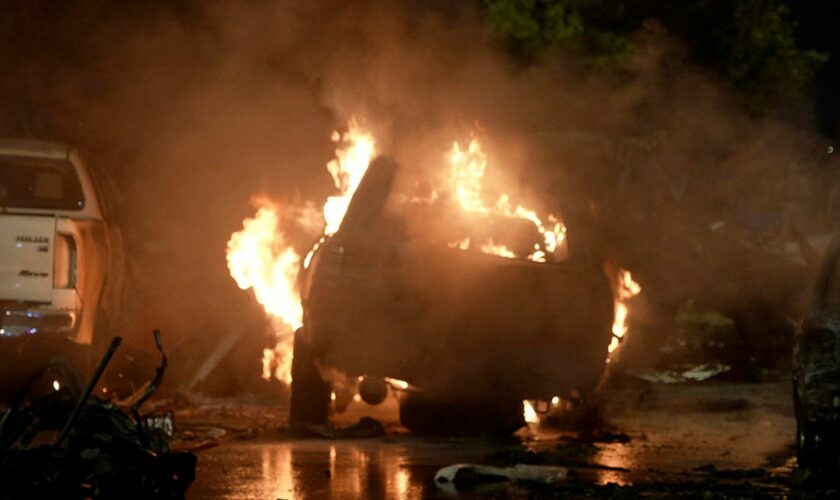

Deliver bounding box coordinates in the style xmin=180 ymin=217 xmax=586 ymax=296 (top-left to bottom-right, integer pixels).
xmin=260 ymin=447 xmax=294 ymax=499
xmin=190 ymin=381 xmax=796 ymax=498
xmin=591 ymin=442 xmax=634 ymax=486
xmin=196 ymin=435 xmax=643 ymax=498
xmin=198 ymin=440 xmax=437 ymax=499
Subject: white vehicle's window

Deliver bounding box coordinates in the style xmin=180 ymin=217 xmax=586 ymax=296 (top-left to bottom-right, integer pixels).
xmin=0 ymin=156 xmax=85 ymax=210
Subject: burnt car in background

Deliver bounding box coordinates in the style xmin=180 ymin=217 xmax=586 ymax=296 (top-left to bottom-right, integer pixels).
xmin=291 ymin=157 xmax=614 ymax=434
xmin=794 ymin=234 xmax=840 ymax=466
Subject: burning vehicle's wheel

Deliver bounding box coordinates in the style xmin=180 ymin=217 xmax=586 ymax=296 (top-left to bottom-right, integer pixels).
xmin=398 ymin=392 xmax=524 ymax=436
xmin=289 ymin=328 xmax=331 ymax=426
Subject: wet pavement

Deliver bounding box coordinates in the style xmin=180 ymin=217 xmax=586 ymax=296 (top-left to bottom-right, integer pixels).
xmin=191 ymin=437 xmax=497 ymax=499
xmin=186 ymin=377 xmax=807 ymax=498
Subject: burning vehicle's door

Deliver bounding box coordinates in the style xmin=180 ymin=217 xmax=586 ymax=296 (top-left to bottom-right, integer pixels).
xmin=325 ymin=158 xmax=430 ymax=371
xmin=332 ymin=157 xmax=396 ymax=299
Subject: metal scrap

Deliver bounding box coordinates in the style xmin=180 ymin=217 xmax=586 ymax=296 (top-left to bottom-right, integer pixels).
xmin=0 ymin=331 xmax=196 ymax=499
xmin=435 ymin=463 xmax=571 ymax=485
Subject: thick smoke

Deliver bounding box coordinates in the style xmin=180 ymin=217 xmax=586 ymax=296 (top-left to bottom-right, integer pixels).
xmin=0 ymin=1 xmax=831 ymax=383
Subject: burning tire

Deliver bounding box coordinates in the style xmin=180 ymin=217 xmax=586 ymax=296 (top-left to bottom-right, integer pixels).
xmin=289 ymin=328 xmax=331 ymax=426
xmin=398 ymin=392 xmax=524 ymax=436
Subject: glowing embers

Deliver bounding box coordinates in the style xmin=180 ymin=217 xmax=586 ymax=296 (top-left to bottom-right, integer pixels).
xmin=447 ymin=138 xmax=566 ymax=262
xmin=522 ymin=397 xmax=569 ymax=427
xmin=523 ymin=400 xmax=539 ymax=425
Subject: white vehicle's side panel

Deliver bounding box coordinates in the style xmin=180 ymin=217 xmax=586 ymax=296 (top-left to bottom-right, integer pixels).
xmin=0 ymin=215 xmax=54 ymax=303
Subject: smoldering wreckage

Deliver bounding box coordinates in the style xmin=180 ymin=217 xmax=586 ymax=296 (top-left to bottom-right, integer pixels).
xmin=0 ymin=122 xmax=839 ymax=498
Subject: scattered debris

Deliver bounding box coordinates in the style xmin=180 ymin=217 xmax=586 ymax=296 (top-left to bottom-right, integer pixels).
xmin=486 ymin=445 xmax=600 ymax=466
xmin=0 ymin=331 xmax=197 ymax=499
xmin=292 ymin=416 xmax=385 ymax=439
xmin=632 ymin=363 xmax=731 ymax=383
xmin=143 ymin=413 xmax=175 ymax=438
xmin=697 ymin=465 xmax=768 ymax=480
xmin=435 ymin=463 xmax=572 ymax=485
xmin=571 ymin=429 xmax=632 ymax=444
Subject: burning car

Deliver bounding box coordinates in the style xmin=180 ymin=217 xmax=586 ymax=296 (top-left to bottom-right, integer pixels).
xmin=290 ymin=150 xmax=616 ymax=434
xmin=794 ymin=234 xmax=840 ymax=466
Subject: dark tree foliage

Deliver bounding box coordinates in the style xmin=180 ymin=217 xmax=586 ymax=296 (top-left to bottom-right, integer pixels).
xmin=483 ymin=0 xmax=828 ymax=112
xmin=785 ymin=1 xmax=840 ymax=139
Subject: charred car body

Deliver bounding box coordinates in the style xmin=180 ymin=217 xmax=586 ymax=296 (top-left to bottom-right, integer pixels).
xmin=795 ymin=234 xmax=840 ymax=465
xmin=292 ymin=157 xmax=614 ymax=434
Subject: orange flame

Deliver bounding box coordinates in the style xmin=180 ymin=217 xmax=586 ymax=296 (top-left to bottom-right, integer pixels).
xmin=324 ymin=120 xmax=376 ymax=235
xmin=226 ymin=204 xmax=303 ymax=330
xmin=522 ymin=400 xmax=539 ymax=425
xmin=480 ymin=239 xmax=516 ymax=259
xmin=226 ymin=119 xmax=375 ymax=384
xmin=226 ymin=202 xmax=303 ymax=383
xmin=609 ymin=269 xmax=641 ymax=354
xmin=228 ymin=125 xmax=577 ymax=386
xmin=447 ymin=138 xmax=566 ymax=261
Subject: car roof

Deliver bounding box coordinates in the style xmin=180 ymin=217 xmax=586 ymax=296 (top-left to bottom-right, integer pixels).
xmin=0 ymin=139 xmax=70 ymax=160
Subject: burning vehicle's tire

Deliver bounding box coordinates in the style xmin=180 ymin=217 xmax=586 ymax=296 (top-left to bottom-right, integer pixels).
xmin=398 ymin=392 xmax=524 ymax=436
xmin=289 ymin=328 xmax=331 ymax=426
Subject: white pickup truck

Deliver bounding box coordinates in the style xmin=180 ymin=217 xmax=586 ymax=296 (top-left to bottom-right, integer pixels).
xmin=0 ymin=139 xmax=114 ymax=346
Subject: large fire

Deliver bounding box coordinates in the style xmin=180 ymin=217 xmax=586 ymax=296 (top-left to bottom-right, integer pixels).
xmin=447 ymin=139 xmax=566 ymax=262
xmin=227 ymin=120 xmax=638 ymax=391
xmin=226 ymin=202 xmax=302 ymax=383
xmin=323 ymin=123 xmax=377 ymax=235
xmin=226 ymin=120 xmax=375 ymax=383
xmin=226 ymin=203 xmax=303 ymax=330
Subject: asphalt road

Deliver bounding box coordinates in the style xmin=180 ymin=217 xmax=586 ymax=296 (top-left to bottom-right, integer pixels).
xmin=187 ymin=377 xmax=811 ymax=499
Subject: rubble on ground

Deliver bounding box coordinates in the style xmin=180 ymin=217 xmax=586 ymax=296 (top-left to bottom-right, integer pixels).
xmin=0 ymin=332 xmax=197 ymax=499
